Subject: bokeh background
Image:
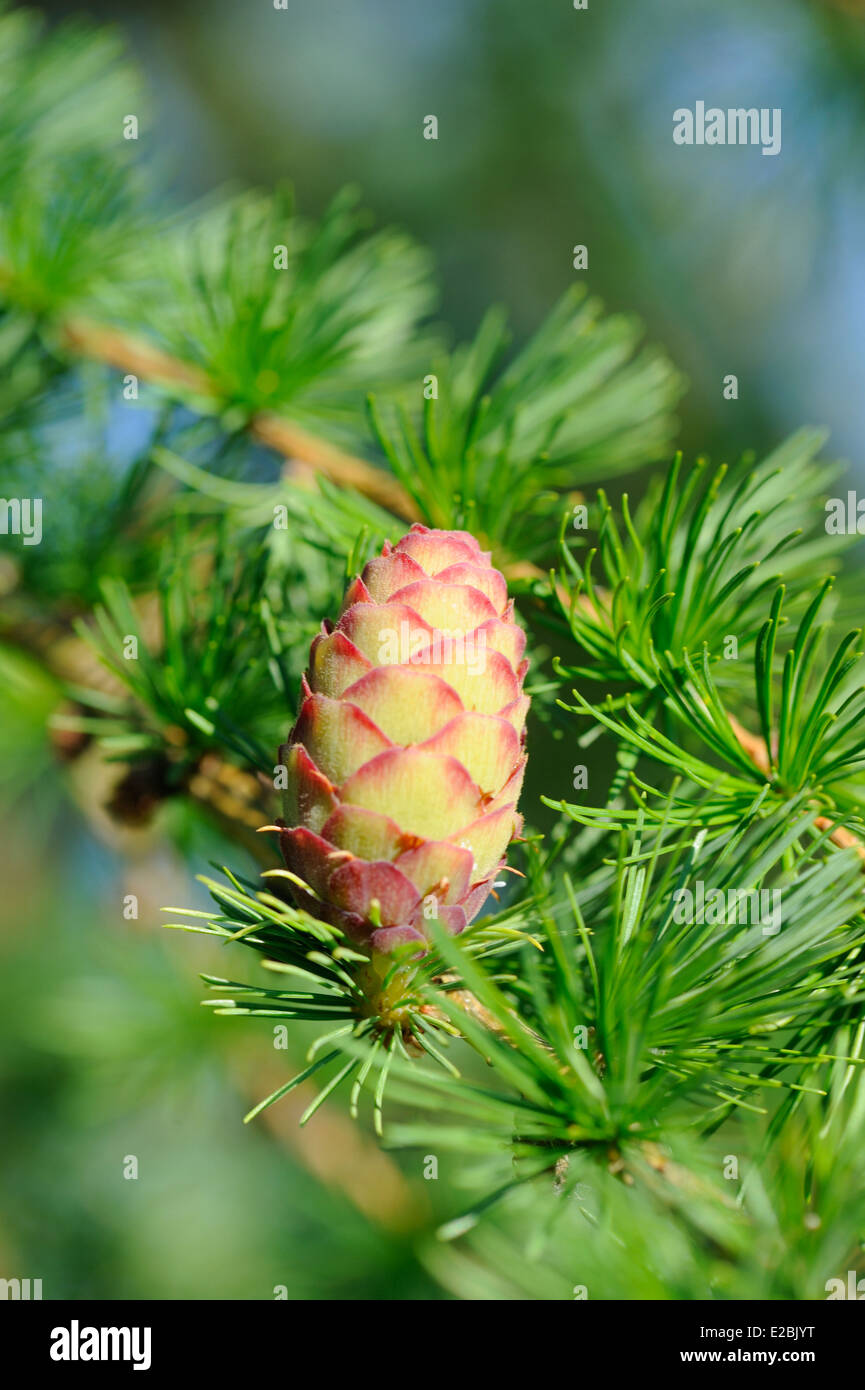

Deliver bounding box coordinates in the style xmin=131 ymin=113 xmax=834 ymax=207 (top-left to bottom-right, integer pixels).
xmin=2 ymin=0 xmax=865 ymax=1299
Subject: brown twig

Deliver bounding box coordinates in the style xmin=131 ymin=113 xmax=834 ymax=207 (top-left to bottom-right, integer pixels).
xmin=59 ymin=316 xmax=421 ymax=521
xmin=51 ymin=313 xmax=588 ymax=599
xmin=57 ymin=314 xmax=563 ymax=584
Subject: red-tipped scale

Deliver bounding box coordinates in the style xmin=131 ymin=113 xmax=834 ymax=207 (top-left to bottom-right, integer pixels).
xmin=276 ymin=524 xmax=528 ymax=952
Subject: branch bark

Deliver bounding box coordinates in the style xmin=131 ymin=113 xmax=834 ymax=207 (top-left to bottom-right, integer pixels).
xmin=59 ymin=316 xmax=421 ymax=521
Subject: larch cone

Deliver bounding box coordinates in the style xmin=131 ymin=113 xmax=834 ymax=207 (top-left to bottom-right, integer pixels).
xmin=277 ymin=524 xmax=528 ymax=954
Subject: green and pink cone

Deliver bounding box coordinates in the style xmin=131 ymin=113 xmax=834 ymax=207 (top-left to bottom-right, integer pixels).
xmin=275 ymin=524 xmax=528 ymax=953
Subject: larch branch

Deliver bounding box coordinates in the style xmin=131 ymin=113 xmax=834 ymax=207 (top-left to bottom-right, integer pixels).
xmin=58 ymin=315 xmax=421 ymax=521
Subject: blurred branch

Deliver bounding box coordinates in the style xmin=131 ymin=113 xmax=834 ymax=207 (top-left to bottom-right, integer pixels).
xmin=233 ymin=1055 xmax=427 ymax=1235
xmin=1 ymin=605 xmax=276 ymax=862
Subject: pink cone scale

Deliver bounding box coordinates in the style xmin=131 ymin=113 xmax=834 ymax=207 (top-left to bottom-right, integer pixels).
xmin=278 ymin=524 xmax=528 ymax=953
